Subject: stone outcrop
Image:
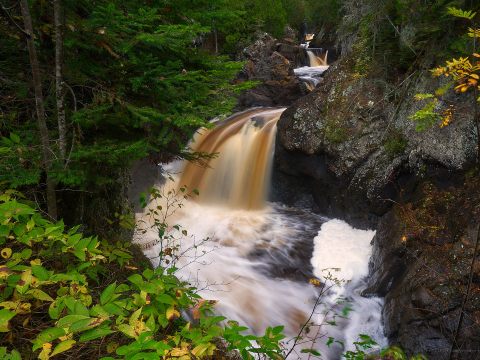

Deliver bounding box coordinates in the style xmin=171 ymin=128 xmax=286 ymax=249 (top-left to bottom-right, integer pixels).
xmin=235 ymin=33 xmax=306 ymax=108
xmin=275 ymin=58 xmax=477 ymax=225
xmin=274 ymin=56 xmax=480 ymax=359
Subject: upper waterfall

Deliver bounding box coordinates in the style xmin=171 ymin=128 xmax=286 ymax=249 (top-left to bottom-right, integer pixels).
xmin=307 ymin=49 xmax=328 ymax=67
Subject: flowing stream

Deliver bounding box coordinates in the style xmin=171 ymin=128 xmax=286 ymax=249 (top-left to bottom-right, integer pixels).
xmin=295 ymin=48 xmax=329 ymax=90
xmin=134 ymin=108 xmax=387 ymax=359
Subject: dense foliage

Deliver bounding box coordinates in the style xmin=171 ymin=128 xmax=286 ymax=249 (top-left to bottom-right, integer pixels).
xmin=0 ymin=0 xmax=249 ymax=195
xmin=0 ymin=191 xmax=287 ymax=359
xmin=0 ymin=0 xmax=332 ymax=224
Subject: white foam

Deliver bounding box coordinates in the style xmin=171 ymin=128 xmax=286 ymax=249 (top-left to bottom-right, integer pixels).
xmin=311 ymin=219 xmax=375 ymax=284
xmin=311 ymin=219 xmax=387 ymax=352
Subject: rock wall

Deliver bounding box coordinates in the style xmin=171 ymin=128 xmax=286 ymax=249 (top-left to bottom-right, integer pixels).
xmin=274 ymin=55 xmax=480 ymax=358
xmin=276 ymin=58 xmax=477 ymax=224
xmin=235 ymin=33 xmax=307 ymax=108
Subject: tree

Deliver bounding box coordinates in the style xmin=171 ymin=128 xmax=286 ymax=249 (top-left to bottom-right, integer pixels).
xmin=54 ymin=0 xmax=67 ymax=162
xmin=19 ymin=0 xmax=58 ymax=219
xmin=1 ymin=0 xmax=251 ymax=221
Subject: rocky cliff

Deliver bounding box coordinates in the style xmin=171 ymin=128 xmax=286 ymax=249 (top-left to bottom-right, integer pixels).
xmin=274 ymin=55 xmax=480 ymax=359
xmin=235 ymin=33 xmax=308 ymax=108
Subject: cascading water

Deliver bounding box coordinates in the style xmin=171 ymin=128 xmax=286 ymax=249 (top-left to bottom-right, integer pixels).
xmin=307 ymin=50 xmax=328 ymax=67
xmin=134 ymin=108 xmax=387 ymax=359
xmin=295 ymin=48 xmax=329 ymax=90
xmin=178 ymin=108 xmax=282 ymax=209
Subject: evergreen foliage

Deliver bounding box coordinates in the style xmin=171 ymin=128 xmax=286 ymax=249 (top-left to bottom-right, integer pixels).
xmin=1 ymin=0 xmax=250 ymax=193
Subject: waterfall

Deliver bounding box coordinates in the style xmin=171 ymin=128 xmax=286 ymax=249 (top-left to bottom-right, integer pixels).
xmin=179 ymin=108 xmax=283 ymax=209
xmin=134 ymin=108 xmax=387 ymax=359
xmin=295 ymin=48 xmax=329 ymax=91
xmin=307 ymin=49 xmax=328 ymax=67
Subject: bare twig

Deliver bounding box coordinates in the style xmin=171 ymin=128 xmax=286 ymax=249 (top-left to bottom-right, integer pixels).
xmin=0 ymin=1 xmax=29 ymax=36
xmin=448 ymin=223 xmax=480 ymax=360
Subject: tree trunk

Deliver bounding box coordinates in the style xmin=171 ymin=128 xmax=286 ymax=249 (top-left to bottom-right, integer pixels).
xmin=54 ymin=0 xmax=67 ymax=161
xmin=20 ymin=0 xmax=58 ymax=220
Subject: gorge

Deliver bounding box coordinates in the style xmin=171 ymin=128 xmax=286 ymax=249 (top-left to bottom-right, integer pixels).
xmin=134 ymin=107 xmax=386 ymax=359
xmin=2 ymin=1 xmax=480 ymax=359
xmin=131 ymin=26 xmax=480 ymax=359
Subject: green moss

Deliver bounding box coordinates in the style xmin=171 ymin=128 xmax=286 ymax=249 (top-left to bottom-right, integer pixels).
xmin=324 ymin=121 xmax=349 ymax=144
xmin=384 ymin=131 xmax=408 ymax=157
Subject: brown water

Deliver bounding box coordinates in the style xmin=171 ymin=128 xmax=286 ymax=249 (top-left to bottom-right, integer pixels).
xmin=135 ymin=107 xmax=387 ymax=358
xmin=307 ymin=50 xmax=328 ymax=67
xmin=178 ymin=108 xmax=285 ymax=209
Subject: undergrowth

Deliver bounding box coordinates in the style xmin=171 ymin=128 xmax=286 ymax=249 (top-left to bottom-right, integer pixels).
xmin=0 ymin=190 xmax=284 ymax=359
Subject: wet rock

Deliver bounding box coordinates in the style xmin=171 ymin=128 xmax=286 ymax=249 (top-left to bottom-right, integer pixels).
xmin=273 ymin=54 xmax=480 ymax=358
xmin=236 ymin=33 xmax=304 ymax=108
xmin=275 ymin=58 xmax=477 ymax=226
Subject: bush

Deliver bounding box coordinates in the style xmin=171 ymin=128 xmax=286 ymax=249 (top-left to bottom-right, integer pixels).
xmin=0 ymin=191 xmax=285 ymax=359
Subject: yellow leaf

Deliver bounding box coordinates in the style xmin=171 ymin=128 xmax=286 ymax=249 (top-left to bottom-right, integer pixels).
xmin=22 ymin=316 xmax=30 ymax=327
xmin=107 ymin=342 xmax=119 ymax=353
xmin=51 ymin=339 xmax=76 ymax=357
xmin=19 ymin=302 xmax=31 ymax=313
xmin=1 ymin=248 xmax=12 ymax=259
xmin=166 ymin=306 xmax=180 ymax=321
xmin=170 ymin=348 xmax=189 ymax=356
xmin=192 ymin=343 xmax=216 ymax=357
xmin=0 ymin=266 xmax=10 ymax=279
xmin=39 ymin=343 xmax=52 ymax=360
xmin=30 ymin=258 xmax=42 ymax=266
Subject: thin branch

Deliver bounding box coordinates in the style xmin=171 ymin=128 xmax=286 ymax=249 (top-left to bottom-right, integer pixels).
xmin=448 ymin=223 xmax=480 ymax=360
xmin=0 ymin=1 xmax=29 ymax=37
xmin=284 ymin=282 xmax=327 ymax=359
xmin=385 ymin=15 xmax=417 ymax=56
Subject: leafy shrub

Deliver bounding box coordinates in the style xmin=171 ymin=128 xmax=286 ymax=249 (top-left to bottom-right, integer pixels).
xmin=0 ymin=191 xmax=285 ymax=359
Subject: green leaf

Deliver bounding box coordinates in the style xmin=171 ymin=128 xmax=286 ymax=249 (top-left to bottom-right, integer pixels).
xmin=9 ymin=133 xmax=20 ymax=144
xmin=447 ymin=6 xmax=476 ymax=20
xmin=0 ymin=309 xmax=15 ymax=332
xmin=0 ymin=225 xmax=10 ymax=237
xmin=73 ymin=249 xmax=86 ymax=261
xmin=326 ymin=336 xmax=334 ymax=347
xmin=64 ymin=298 xmax=90 ymax=317
xmin=69 ymin=318 xmax=96 ymax=333
xmin=27 ymin=289 xmax=54 ymax=302
xmin=49 ymin=299 xmax=66 ymax=319
xmin=156 ymin=293 xmax=174 ymax=304
xmin=79 ymin=327 xmax=115 ymax=342
xmin=57 ymin=315 xmax=90 ymax=329
xmin=128 ymin=274 xmax=144 ymax=287
xmin=26 ymin=218 xmax=35 ymax=232
xmin=301 ymin=348 xmax=321 ymax=356
xmin=103 ymin=302 xmax=126 ymax=316
xmin=117 ymin=323 xmax=136 ymax=338
xmin=129 ymin=308 xmax=143 ymax=326
xmin=51 ymin=339 xmax=76 ymax=356
xmin=31 ymin=265 xmax=50 ymax=281
xmin=33 ymin=327 xmax=66 ymax=350
xmin=101 ymin=282 xmax=117 ymax=305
